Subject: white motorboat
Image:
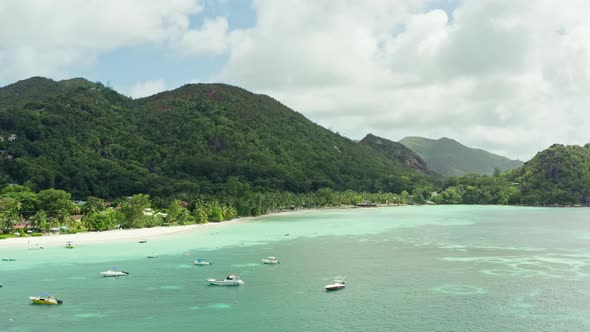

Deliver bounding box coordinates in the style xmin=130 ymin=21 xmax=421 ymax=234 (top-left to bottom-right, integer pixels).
xmin=208 ymin=274 xmax=244 ymax=286
xmin=325 ymin=279 xmax=346 ymax=291
xmin=194 ymin=258 xmax=212 ymax=266
xmin=262 ymin=256 xmax=280 ymax=264
xmin=100 ymin=269 xmax=129 ymax=277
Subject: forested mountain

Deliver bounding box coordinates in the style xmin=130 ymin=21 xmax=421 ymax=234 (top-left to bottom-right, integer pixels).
xmin=508 ymin=144 xmax=590 ymax=205
xmin=359 ymin=134 xmax=430 ymax=174
xmin=399 ymin=136 xmax=523 ymax=176
xmin=0 ymin=77 xmax=432 ymax=201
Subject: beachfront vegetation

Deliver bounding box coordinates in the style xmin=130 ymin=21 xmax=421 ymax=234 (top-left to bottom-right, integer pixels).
xmin=0 ymin=77 xmax=589 ymax=235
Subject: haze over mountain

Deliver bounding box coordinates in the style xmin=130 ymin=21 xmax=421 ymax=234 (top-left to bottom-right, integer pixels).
xmin=0 ymin=77 xmax=432 ymax=200
xmin=399 ymin=136 xmax=524 ymax=177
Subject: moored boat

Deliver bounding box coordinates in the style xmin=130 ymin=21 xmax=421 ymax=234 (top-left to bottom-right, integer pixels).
xmin=262 ymin=256 xmax=280 ymax=264
xmin=208 ymin=274 xmax=244 ymax=286
xmin=100 ymin=269 xmax=129 ymax=277
xmin=30 ymin=294 xmax=63 ymax=305
xmin=139 ymin=240 xmax=147 ymax=243
xmin=65 ymin=242 xmax=74 ymax=249
xmin=194 ymin=258 xmax=212 ymax=266
xmin=325 ymin=279 xmax=346 ymax=291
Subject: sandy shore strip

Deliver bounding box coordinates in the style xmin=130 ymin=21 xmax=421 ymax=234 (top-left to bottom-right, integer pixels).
xmin=0 ymin=205 xmax=379 ymax=249
xmin=0 ymin=219 xmax=249 ymax=249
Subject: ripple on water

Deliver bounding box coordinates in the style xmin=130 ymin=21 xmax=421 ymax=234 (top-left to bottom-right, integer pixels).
xmin=432 ymin=284 xmax=487 ymax=295
xmin=175 ymin=264 xmax=193 ymax=269
xmin=207 ymin=303 xmax=232 ymax=309
xmin=159 ymin=285 xmax=182 ymax=290
xmin=231 ymin=263 xmax=259 ymax=267
xmin=74 ymin=313 xmax=105 ymax=319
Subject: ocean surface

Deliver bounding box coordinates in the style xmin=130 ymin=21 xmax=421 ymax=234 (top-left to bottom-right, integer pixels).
xmin=1 ymin=205 xmax=590 ymax=331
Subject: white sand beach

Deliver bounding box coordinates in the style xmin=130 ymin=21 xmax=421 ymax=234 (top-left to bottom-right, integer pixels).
xmin=0 ymin=206 xmax=364 ymax=250
xmin=0 ymin=219 xmax=245 ymax=249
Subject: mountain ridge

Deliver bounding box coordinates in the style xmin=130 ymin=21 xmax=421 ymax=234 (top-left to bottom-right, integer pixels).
xmin=0 ymin=76 xmax=432 ymax=200
xmin=399 ymin=136 xmax=523 ymax=176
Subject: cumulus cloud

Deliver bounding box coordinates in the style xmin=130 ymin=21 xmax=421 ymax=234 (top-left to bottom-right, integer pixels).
xmin=177 ymin=16 xmax=229 ymax=55
xmin=0 ymin=0 xmax=229 ymax=81
xmin=130 ymin=79 xmax=166 ymax=98
xmin=218 ymin=0 xmax=590 ymax=160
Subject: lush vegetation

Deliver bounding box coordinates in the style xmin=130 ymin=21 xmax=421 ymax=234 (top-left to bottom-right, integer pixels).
xmin=0 ymin=77 xmax=434 ymax=202
xmin=399 ymin=136 xmax=523 ymax=176
xmin=0 ymin=77 xmax=588 ymax=236
xmin=0 ymin=184 xmax=413 ymax=234
xmin=508 ymin=144 xmax=590 ymax=205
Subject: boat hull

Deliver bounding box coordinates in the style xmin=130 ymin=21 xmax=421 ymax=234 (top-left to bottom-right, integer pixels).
xmin=100 ymin=271 xmax=129 ymax=277
xmin=208 ymin=279 xmax=244 ymax=286
xmin=30 ymin=297 xmax=62 ymax=305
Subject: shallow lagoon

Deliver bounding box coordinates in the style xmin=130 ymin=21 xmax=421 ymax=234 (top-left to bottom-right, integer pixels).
xmin=1 ymin=206 xmax=590 ymax=331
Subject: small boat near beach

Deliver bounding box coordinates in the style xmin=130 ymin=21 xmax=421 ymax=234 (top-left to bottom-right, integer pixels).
xmin=208 ymin=274 xmax=244 ymax=286
xmin=100 ymin=269 xmax=130 ymax=277
xmin=2 ymin=258 xmax=16 ymax=261
xmin=262 ymin=256 xmax=280 ymax=264
xmin=194 ymin=258 xmax=212 ymax=266
xmin=30 ymin=294 xmax=63 ymax=305
xmin=65 ymin=242 xmax=74 ymax=249
xmin=325 ymin=278 xmax=346 ymax=291
xmin=139 ymin=240 xmax=147 ymax=243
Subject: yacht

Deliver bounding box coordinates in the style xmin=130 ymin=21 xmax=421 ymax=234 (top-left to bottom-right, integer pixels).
xmin=325 ymin=279 xmax=346 ymax=291
xmin=30 ymin=294 xmax=63 ymax=305
xmin=208 ymin=274 xmax=244 ymax=286
xmin=194 ymin=258 xmax=212 ymax=266
xmin=262 ymin=256 xmax=280 ymax=264
xmin=100 ymin=269 xmax=130 ymax=277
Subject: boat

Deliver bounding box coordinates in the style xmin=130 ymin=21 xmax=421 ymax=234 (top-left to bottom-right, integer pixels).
xmin=100 ymin=269 xmax=130 ymax=277
xmin=208 ymin=274 xmax=244 ymax=286
xmin=30 ymin=294 xmax=63 ymax=305
xmin=2 ymin=258 xmax=16 ymax=261
xmin=147 ymin=255 xmax=159 ymax=259
xmin=325 ymin=279 xmax=346 ymax=291
xmin=65 ymin=242 xmax=74 ymax=249
xmin=139 ymin=240 xmax=147 ymax=243
xmin=262 ymin=256 xmax=280 ymax=264
xmin=194 ymin=258 xmax=212 ymax=266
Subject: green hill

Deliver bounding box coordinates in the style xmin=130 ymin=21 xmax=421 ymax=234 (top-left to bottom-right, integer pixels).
xmin=359 ymin=134 xmax=430 ymax=174
xmin=509 ymin=144 xmax=590 ymax=205
xmin=0 ymin=77 xmax=432 ymax=200
xmin=399 ymin=136 xmax=523 ymax=176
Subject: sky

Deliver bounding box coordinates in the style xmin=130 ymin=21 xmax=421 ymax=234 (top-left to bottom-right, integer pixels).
xmin=1 ymin=0 xmax=589 ymax=161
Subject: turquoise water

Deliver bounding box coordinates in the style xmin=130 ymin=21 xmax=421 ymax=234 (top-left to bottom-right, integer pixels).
xmin=1 ymin=206 xmax=590 ymax=331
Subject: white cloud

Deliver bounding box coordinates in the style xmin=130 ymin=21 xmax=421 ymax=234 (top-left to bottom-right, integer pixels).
xmin=3 ymin=0 xmax=590 ymax=160
xmin=0 ymin=0 xmax=228 ymax=81
xmin=217 ymin=0 xmax=590 ymax=160
xmin=177 ymin=16 xmax=229 ymax=55
xmin=130 ymin=79 xmax=166 ymax=98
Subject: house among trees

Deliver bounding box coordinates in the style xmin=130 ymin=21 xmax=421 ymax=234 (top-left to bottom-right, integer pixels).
xmin=8 ymin=134 xmax=16 ymax=142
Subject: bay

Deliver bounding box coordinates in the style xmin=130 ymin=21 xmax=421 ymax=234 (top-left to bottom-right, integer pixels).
xmin=1 ymin=206 xmax=590 ymax=331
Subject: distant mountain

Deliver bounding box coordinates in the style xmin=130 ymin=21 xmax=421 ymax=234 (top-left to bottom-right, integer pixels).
xmin=399 ymin=136 xmax=523 ymax=176
xmin=0 ymin=77 xmax=432 ymax=199
xmin=359 ymin=134 xmax=430 ymax=174
xmin=509 ymin=144 xmax=590 ymax=205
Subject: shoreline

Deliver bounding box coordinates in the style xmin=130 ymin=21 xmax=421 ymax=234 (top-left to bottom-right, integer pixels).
xmin=0 ymin=204 xmax=404 ymax=250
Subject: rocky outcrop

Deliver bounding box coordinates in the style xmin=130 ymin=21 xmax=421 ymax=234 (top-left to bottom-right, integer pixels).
xmin=360 ymin=134 xmax=430 ymax=174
